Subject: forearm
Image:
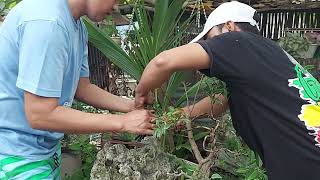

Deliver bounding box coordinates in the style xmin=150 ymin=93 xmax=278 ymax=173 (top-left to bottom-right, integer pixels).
xmin=136 ymin=54 xmax=173 ymax=96
xmin=76 ymin=78 xmax=134 ymax=112
xmin=184 ymin=94 xmax=228 ymax=118
xmin=136 ymin=44 xmax=210 ymax=100
xmin=28 ymin=105 xmax=124 ymax=134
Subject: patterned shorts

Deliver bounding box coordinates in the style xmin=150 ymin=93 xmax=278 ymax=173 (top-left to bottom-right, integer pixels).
xmin=0 ymin=147 xmax=61 ymax=180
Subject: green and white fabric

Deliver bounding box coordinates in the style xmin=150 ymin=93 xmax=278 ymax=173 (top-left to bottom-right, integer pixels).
xmin=0 ymin=147 xmax=61 ymax=180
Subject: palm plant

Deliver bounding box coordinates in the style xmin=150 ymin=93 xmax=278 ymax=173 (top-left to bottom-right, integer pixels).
xmin=83 ymin=0 xmax=195 ymax=109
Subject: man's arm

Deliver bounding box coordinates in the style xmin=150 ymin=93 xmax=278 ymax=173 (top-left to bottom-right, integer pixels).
xmin=135 ymin=43 xmax=211 ymax=107
xmin=24 ymin=92 xmax=154 ymax=134
xmin=75 ymin=77 xmax=134 ymax=113
xmin=183 ymin=94 xmax=229 ymax=119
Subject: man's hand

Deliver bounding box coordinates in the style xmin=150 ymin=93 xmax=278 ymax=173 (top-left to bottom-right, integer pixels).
xmin=134 ymin=92 xmax=154 ymax=109
xmin=121 ymin=109 xmax=155 ymax=135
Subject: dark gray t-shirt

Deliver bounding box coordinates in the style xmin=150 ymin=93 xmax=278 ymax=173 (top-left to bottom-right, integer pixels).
xmin=198 ymin=31 xmax=320 ymax=180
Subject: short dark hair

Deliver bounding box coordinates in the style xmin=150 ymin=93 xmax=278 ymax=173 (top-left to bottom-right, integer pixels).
xmin=235 ymin=22 xmax=260 ymax=35
xmin=217 ymin=12 xmax=261 ymax=35
xmin=216 ymin=22 xmax=260 ymax=35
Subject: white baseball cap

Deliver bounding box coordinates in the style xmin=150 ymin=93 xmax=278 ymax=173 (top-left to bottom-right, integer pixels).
xmin=189 ymin=1 xmax=258 ymax=43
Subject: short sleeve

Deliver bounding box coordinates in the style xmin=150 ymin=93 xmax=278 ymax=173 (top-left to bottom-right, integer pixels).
xmin=80 ymin=42 xmax=90 ymax=77
xmin=16 ymin=20 xmax=69 ymax=97
xmin=80 ymin=22 xmax=89 ymax=78
xmin=196 ymin=32 xmax=255 ymax=82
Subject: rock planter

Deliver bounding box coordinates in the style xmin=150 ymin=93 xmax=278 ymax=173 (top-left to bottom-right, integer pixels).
xmin=90 ymin=137 xmax=182 ymax=180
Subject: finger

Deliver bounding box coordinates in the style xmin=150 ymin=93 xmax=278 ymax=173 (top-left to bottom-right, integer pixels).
xmin=150 ymin=117 xmax=156 ymax=123
xmin=142 ymin=112 xmax=155 ymax=121
xmin=147 ymin=111 xmax=156 ymax=117
xmin=146 ymin=96 xmax=154 ymax=105
xmin=140 ymin=129 xmax=154 ymax=135
xmin=135 ymin=103 xmax=144 ymax=109
xmin=146 ymin=93 xmax=154 ymax=104
xmin=144 ymin=122 xmax=155 ymax=129
xmin=134 ymin=98 xmax=145 ymax=109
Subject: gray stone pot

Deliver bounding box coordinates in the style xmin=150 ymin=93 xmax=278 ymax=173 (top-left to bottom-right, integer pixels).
xmin=90 ymin=137 xmax=186 ymax=180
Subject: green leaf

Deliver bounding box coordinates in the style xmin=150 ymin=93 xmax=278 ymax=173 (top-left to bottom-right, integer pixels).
xmin=176 ymin=143 xmax=192 ymax=153
xmin=163 ymin=72 xmax=185 ymax=107
xmin=211 ymin=173 xmax=222 ymax=179
xmin=246 ymin=170 xmax=259 ymax=180
xmin=194 ymin=131 xmax=210 ymax=140
xmin=175 ymin=76 xmax=220 ymax=107
xmin=83 ymin=17 xmax=142 ymax=80
xmin=68 ymin=144 xmax=82 ymax=152
xmin=236 ymin=167 xmax=250 ymax=174
xmin=304 ymin=65 xmax=316 ymax=72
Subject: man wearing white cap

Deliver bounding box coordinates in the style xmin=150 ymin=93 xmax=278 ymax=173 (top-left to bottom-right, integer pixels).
xmin=0 ymin=0 xmax=155 ymax=179
xmin=135 ymin=1 xmax=320 ymax=179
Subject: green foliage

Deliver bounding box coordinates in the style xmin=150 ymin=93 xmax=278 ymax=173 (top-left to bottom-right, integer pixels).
xmin=211 ymin=173 xmax=223 ymax=179
xmin=63 ymin=102 xmax=106 ymax=180
xmin=66 ymin=135 xmax=98 ymax=180
xmin=167 ymin=153 xmax=198 ymax=176
xmin=176 ymin=76 xmax=227 ymax=107
xmin=72 ymin=101 xmax=105 ymax=114
xmin=304 ymin=64 xmax=317 ymax=76
xmin=218 ymin=118 xmax=267 ymax=180
xmin=99 ymin=16 xmax=119 ymax=37
xmin=154 ymin=106 xmax=186 ymax=138
xmin=176 ymin=131 xmax=209 ymax=151
xmin=236 ymin=151 xmax=267 ymax=180
xmin=279 ymin=32 xmax=311 ymax=59
xmin=119 ymin=0 xmax=136 ymax=5
xmin=0 ymin=0 xmax=20 ymax=16
xmin=84 ymin=17 xmax=141 ymax=79
xmin=117 ymin=132 xmax=138 ymax=141
xmin=224 ymin=135 xmax=242 ymax=152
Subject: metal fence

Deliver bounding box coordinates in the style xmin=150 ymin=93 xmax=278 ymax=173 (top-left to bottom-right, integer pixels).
xmin=258 ymin=8 xmax=320 ymax=40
